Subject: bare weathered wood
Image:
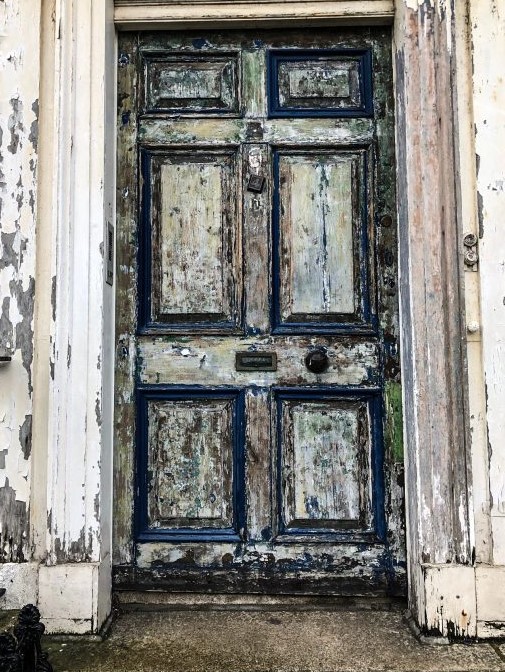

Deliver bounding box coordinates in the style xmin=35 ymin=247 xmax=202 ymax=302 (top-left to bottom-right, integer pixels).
xmin=277 ymin=58 xmax=362 ymax=110
xmin=278 ymin=152 xmax=357 ymax=319
xmin=143 ymin=54 xmax=239 ymax=113
xmin=149 ymin=150 xmax=241 ymax=325
xmin=394 ymin=0 xmax=471 ymax=626
xmin=243 ymin=144 xmax=270 ymax=333
xmin=117 ymin=537 xmax=399 ymax=596
xmin=245 ymin=388 xmax=272 ymax=540
xmin=281 ymin=400 xmax=368 ymax=528
xmin=139 ymin=117 xmax=374 ymax=146
xmin=160 ymin=161 xmax=225 ymax=314
xmin=114 ymin=33 xmax=140 ymax=565
xmin=242 ymin=49 xmax=266 ymax=118
xmin=138 ymin=337 xmax=379 ymax=386
xmin=147 ymin=399 xmax=234 ymax=527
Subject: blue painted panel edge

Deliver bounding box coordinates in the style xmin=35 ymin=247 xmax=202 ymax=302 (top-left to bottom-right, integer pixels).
xmin=270 ymin=324 xmax=376 ymax=336
xmin=138 ymin=148 xmax=152 ymax=331
xmin=137 ymin=530 xmax=241 ymax=543
xmin=138 ymin=322 xmax=243 ymax=336
xmin=267 ymin=49 xmax=374 ymax=119
xmin=137 ymin=148 xmax=244 ymax=334
xmin=274 ymin=386 xmax=386 ymax=543
xmin=135 ymin=385 xmax=247 ymax=544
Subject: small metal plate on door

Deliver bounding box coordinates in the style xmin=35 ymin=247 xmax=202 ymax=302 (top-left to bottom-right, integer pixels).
xmin=247 ymin=175 xmax=266 ymax=193
xmin=236 ymin=352 xmax=277 ymax=371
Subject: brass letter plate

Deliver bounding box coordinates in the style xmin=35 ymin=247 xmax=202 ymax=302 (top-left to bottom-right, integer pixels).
xmin=235 ymin=352 xmax=277 ymax=371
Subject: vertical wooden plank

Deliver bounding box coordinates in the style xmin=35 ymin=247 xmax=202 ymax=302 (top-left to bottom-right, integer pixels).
xmin=114 ymin=33 xmax=139 ymax=565
xmin=242 ymin=48 xmax=266 ymax=119
xmin=394 ymin=0 xmax=471 ymax=623
xmin=372 ymin=30 xmax=406 ymax=590
xmin=243 ymin=144 xmax=270 ymax=334
xmin=245 ymin=388 xmax=272 ymax=540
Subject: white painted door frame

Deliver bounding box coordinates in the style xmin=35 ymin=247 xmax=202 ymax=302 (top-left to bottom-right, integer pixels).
xmin=26 ymin=0 xmax=503 ymax=637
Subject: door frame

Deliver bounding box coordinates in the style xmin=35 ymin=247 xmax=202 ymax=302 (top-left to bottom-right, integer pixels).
xmin=34 ymin=0 xmax=477 ymax=636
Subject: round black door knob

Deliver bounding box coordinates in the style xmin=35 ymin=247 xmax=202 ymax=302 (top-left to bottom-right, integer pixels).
xmin=305 ymin=349 xmax=329 ymax=373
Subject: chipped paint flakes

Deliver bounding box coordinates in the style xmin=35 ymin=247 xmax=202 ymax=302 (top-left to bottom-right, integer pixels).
xmin=471 ymin=0 xmax=505 ymax=558
xmin=0 ymin=0 xmax=40 ymax=562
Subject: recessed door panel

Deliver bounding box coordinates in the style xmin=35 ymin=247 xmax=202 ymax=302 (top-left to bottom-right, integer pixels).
xmin=268 ymin=50 xmax=373 ymax=117
xmin=143 ymin=53 xmax=240 ymax=115
xmin=139 ymin=149 xmax=242 ymax=332
xmin=137 ymin=388 xmax=245 ymax=542
xmin=274 ymin=149 xmax=371 ymax=332
xmin=276 ymin=391 xmax=381 ymax=539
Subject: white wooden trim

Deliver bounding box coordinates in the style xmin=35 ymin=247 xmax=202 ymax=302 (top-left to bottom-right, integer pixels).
xmin=470 ymin=0 xmax=505 ymax=567
xmin=455 ymin=0 xmax=491 ymax=566
xmin=114 ymin=0 xmax=394 ymax=28
xmin=32 ymin=0 xmax=115 ymax=633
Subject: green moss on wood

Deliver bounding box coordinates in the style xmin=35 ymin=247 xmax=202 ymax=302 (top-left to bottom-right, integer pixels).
xmin=385 ymin=380 xmax=403 ymax=463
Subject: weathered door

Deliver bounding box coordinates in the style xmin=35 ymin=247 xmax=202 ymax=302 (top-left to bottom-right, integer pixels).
xmin=114 ymin=29 xmax=406 ymax=596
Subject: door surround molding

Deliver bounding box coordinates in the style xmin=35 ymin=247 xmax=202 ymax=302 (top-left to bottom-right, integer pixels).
xmin=33 ymin=0 xmax=477 ymax=636
xmin=114 ymin=0 xmax=394 ymax=29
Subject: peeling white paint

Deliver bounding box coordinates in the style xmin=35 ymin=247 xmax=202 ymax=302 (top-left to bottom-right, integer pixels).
xmin=424 ymin=565 xmax=476 ymax=638
xmin=470 ymin=0 xmax=505 ymax=569
xmin=0 ymin=0 xmax=40 ymax=561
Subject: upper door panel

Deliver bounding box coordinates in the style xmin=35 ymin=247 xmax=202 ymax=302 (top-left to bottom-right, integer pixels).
xmin=139 ymin=147 xmax=243 ymax=333
xmin=268 ymin=50 xmax=373 ymax=118
xmin=273 ymin=146 xmax=373 ymax=334
xmin=142 ymin=52 xmax=241 ymax=115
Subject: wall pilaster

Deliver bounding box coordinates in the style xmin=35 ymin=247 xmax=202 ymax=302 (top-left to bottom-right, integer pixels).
xmin=393 ymin=0 xmax=475 ymax=637
xmin=32 ymin=0 xmax=116 ymax=633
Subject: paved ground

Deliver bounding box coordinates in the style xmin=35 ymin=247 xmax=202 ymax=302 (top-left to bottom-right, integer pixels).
xmin=34 ymin=601 xmax=505 ymax=672
xmin=3 ymin=599 xmax=505 ymax=672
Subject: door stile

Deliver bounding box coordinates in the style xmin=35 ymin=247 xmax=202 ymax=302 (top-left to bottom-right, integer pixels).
xmin=115 ymin=33 xmax=140 ymax=566
xmin=243 ymin=143 xmax=271 ymax=335
xmin=245 ymin=387 xmax=273 ymax=541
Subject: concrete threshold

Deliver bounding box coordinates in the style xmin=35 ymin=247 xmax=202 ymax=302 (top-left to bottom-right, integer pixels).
xmin=40 ymin=598 xmax=505 ymax=672
xmin=116 ymin=591 xmax=407 ymax=612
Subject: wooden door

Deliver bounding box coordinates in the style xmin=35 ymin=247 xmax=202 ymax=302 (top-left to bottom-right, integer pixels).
xmin=114 ymin=28 xmax=406 ymax=596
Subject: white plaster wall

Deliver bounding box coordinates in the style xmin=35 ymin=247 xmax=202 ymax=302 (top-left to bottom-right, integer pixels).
xmin=469 ymin=0 xmax=505 ymax=636
xmin=471 ymin=0 xmax=505 ymax=565
xmin=0 ymin=0 xmax=40 ymax=568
